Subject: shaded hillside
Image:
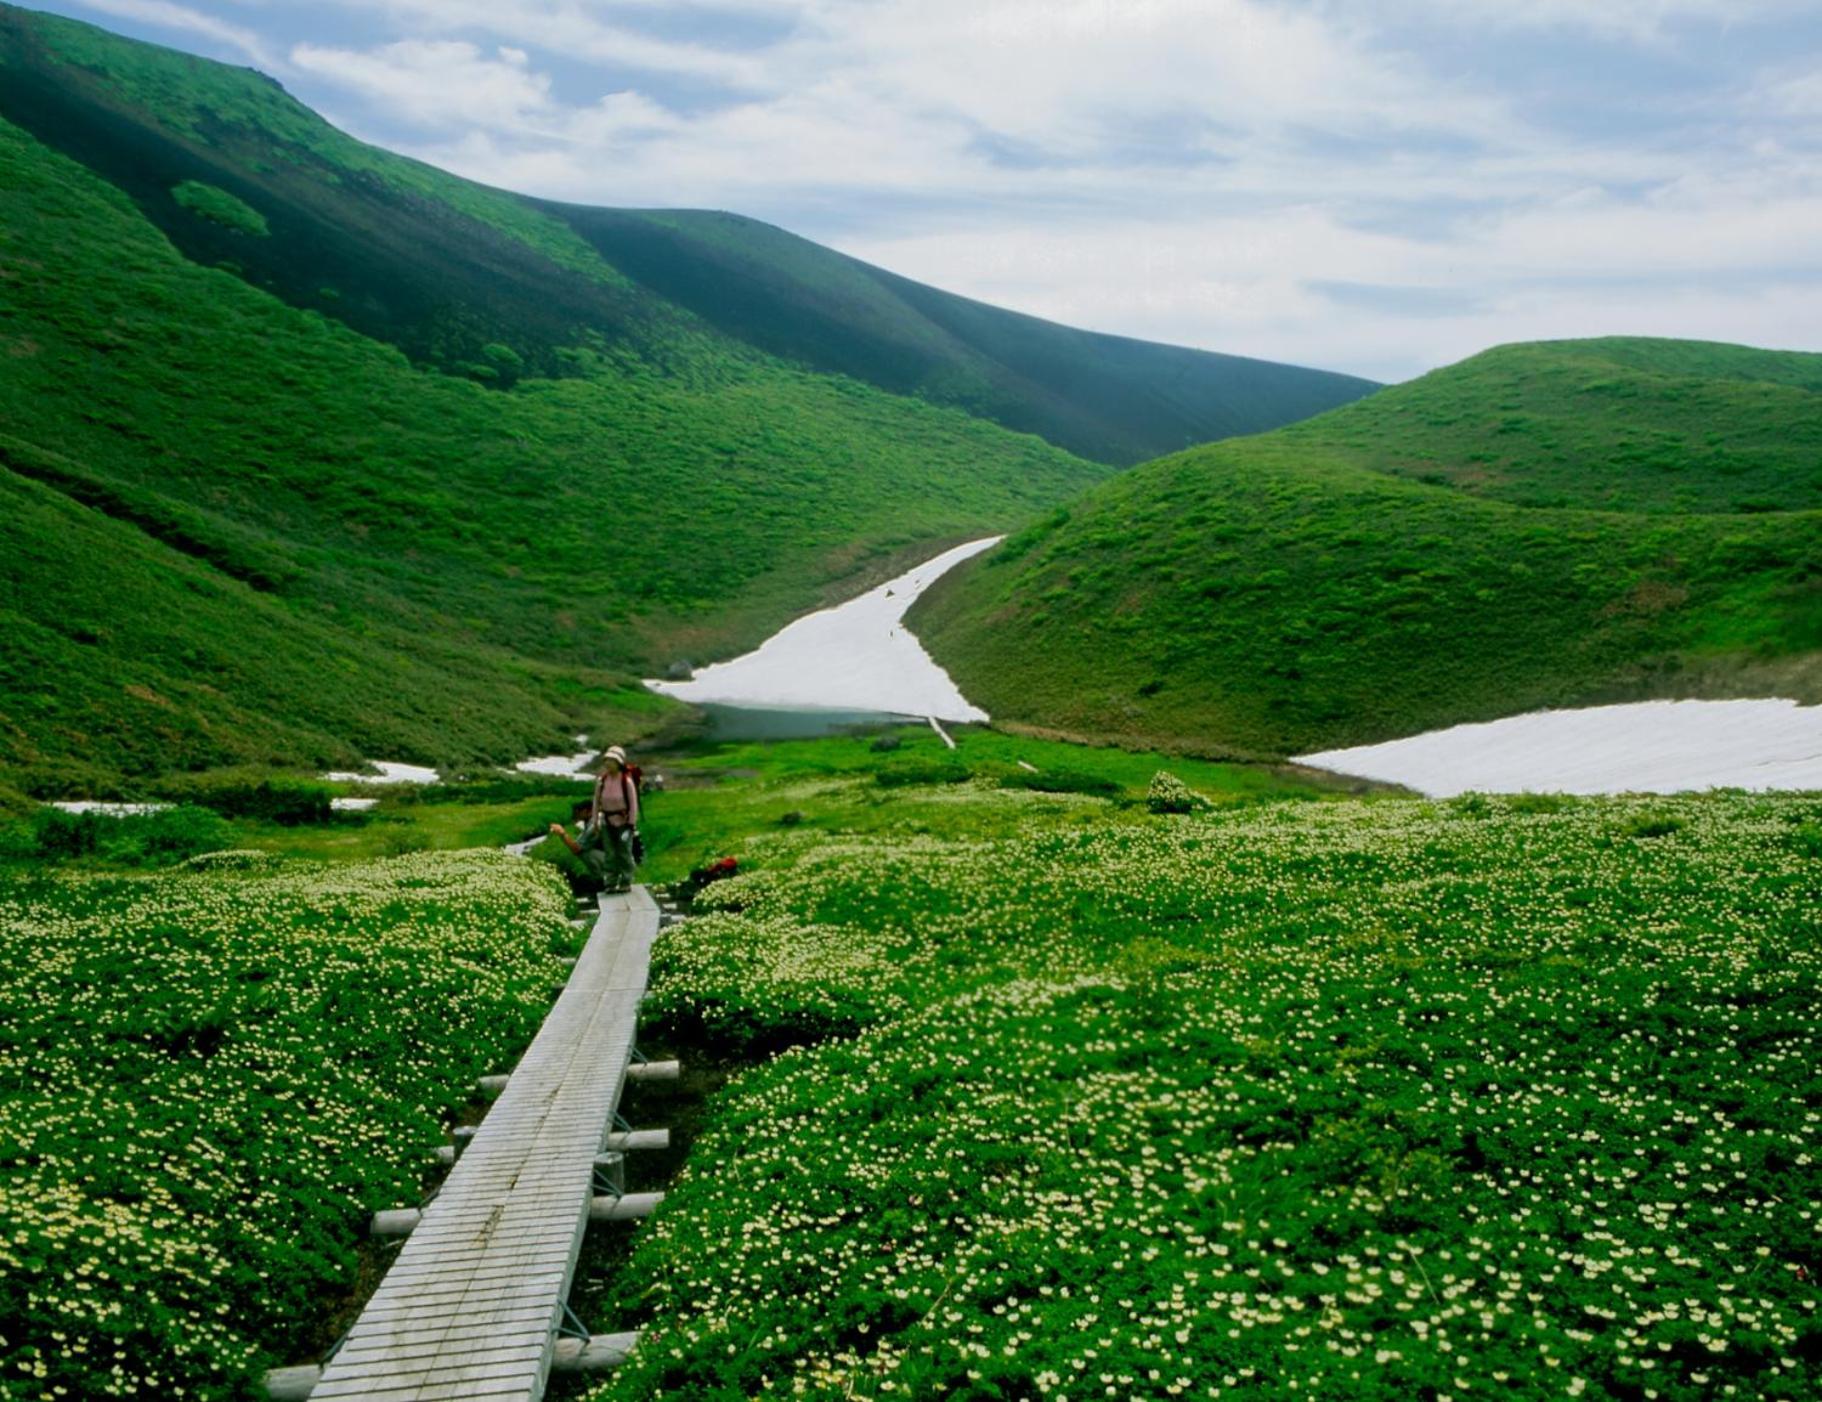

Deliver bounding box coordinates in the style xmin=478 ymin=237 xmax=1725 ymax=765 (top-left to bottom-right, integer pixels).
xmin=0 ymin=6 xmax=1107 ymax=794
xmin=913 ymin=339 xmax=1822 ymax=758
xmin=551 ymin=207 xmax=1377 ymax=463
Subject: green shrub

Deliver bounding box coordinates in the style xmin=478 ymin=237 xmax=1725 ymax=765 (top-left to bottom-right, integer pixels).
xmin=1506 ymin=791 xmax=1575 ymax=814
xmin=18 ymin=805 xmax=231 ymax=866
xmin=874 ymin=758 xmax=972 ymax=788
xmin=1145 ymin=769 xmax=1207 ymax=813
xmin=1622 ymin=811 xmax=1685 ymax=839
xmin=28 ymin=807 xmax=104 ymax=859
xmin=997 ymin=767 xmax=1120 ymax=797
xmin=170 ymin=179 xmax=268 ymax=235
xmin=409 ymin=775 xmax=592 ymax=805
xmin=157 ymin=769 xmax=334 ymax=824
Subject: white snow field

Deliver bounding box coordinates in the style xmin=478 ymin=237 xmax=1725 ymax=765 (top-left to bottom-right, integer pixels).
xmin=648 ymin=538 xmax=1001 ymax=722
xmin=49 ymin=802 xmax=171 ymax=816
xmin=1296 ymin=698 xmax=1822 ymax=796
xmin=320 ymin=761 xmax=439 ymax=785
xmin=515 ymin=748 xmax=597 ymax=780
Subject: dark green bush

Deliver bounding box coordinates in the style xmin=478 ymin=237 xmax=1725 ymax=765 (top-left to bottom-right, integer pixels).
xmin=1784 ymin=821 xmax=1822 ymax=859
xmin=874 ymin=758 xmax=972 ymax=788
xmin=998 ymin=767 xmax=1120 ymax=797
xmin=157 ymin=770 xmax=334 ymax=825
xmin=13 ymin=805 xmax=232 ymax=866
xmin=410 ymin=775 xmax=591 ymax=805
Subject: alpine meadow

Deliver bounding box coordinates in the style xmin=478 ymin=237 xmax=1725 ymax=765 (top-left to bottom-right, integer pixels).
xmin=0 ymin=5 xmax=1818 ymax=1402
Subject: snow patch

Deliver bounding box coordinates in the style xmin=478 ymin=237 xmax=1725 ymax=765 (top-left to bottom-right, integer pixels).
xmin=649 ymin=538 xmax=999 ymax=721
xmin=321 ymin=761 xmax=439 ymax=785
xmin=516 ymin=750 xmax=597 ymax=780
xmin=49 ymin=802 xmax=172 ymax=817
xmin=1296 ymin=698 xmax=1822 ymax=796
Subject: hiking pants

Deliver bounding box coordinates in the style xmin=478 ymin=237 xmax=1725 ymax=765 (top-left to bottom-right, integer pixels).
xmin=585 ymin=824 xmax=638 ymax=891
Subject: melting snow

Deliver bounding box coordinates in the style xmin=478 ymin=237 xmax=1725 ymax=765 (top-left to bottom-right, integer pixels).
xmin=1296 ymin=698 xmax=1822 ymax=796
xmin=321 ymin=761 xmax=440 ymax=785
xmin=649 ymin=538 xmax=999 ymax=721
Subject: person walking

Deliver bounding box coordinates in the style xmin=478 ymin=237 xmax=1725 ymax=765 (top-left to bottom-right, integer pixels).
xmin=550 ymin=745 xmax=641 ymax=893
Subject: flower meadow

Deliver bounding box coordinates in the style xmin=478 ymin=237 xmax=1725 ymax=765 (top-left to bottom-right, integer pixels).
xmin=0 ymin=850 xmax=575 ymax=1400
xmin=600 ymin=787 xmax=1822 ymax=1401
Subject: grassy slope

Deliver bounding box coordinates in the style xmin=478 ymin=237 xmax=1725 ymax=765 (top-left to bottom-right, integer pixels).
xmin=0 ymin=3 xmax=1373 ymax=468
xmin=0 ymin=7 xmax=1113 ymax=792
xmin=914 ymin=339 xmax=1822 ymax=757
xmin=550 ymin=206 xmax=1378 ymax=464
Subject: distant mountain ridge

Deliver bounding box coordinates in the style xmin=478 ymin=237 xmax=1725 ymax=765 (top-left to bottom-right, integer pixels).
xmin=547 ymin=206 xmax=1377 ymax=464
xmin=912 ymin=337 xmax=1822 ymax=759
xmin=0 ymin=3 xmax=1374 ymax=466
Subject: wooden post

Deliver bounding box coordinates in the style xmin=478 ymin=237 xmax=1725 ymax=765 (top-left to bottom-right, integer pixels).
xmin=595 ymin=1150 xmax=625 ymax=1197
xmin=624 ymin=1060 xmax=679 ymax=1082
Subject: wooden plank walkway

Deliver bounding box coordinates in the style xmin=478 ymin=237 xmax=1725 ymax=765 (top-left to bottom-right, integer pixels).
xmin=308 ymin=887 xmax=660 ymax=1400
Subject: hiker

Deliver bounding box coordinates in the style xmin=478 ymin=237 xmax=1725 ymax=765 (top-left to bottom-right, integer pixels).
xmin=549 ymin=745 xmax=641 ymax=893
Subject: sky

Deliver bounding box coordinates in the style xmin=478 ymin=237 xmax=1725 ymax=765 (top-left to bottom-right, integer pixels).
xmin=23 ymin=0 xmax=1822 ymax=382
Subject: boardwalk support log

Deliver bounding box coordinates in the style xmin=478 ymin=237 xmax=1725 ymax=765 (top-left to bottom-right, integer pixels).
xmin=551 ymin=1331 xmax=641 ymax=1373
xmin=590 ymin=1191 xmax=664 ymax=1221
xmin=624 ymin=1060 xmax=679 ymax=1082
xmin=370 ymin=1208 xmax=421 ymax=1237
xmin=477 ymin=1072 xmax=511 ymax=1097
xmin=601 ymin=1129 xmax=669 ymax=1152
xmin=263 ymin=1364 xmax=321 ymax=1400
xmin=431 ymin=1125 xmax=479 ymax=1168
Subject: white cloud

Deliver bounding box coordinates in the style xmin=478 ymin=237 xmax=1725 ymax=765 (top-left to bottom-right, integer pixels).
xmin=290 ymin=39 xmax=556 ymax=133
xmin=321 ymin=1 xmax=772 ymax=87
xmin=72 ymin=0 xmax=274 ymax=66
xmin=1355 ymin=0 xmax=1814 ymax=43
xmin=83 ymin=0 xmax=1819 ymax=381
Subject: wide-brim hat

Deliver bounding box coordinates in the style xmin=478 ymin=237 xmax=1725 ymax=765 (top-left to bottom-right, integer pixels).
xmin=604 ymin=745 xmax=629 ymax=766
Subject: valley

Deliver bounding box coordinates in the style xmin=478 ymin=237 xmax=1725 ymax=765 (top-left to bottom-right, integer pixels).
xmin=0 ymin=5 xmax=1818 ymax=1402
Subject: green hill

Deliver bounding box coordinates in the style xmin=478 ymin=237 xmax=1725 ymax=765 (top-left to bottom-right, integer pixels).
xmin=912 ymin=338 xmax=1822 ymax=758
xmin=0 ymin=4 xmax=1376 ymax=799
xmin=0 ymin=4 xmax=1372 ymax=468
xmin=0 ymin=6 xmax=1067 ymax=798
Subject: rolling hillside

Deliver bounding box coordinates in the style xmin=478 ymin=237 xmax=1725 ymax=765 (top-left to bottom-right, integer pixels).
xmin=912 ymin=338 xmax=1822 ymax=758
xmin=0 ymin=4 xmax=1372 ymax=467
xmin=0 ymin=3 xmax=1376 ymax=800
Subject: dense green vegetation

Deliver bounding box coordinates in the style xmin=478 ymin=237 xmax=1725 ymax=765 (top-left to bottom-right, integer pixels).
xmin=0 ymin=849 xmax=579 ymax=1400
xmin=3 ymin=728 xmax=1816 ymax=1401
xmin=565 ymin=765 xmax=1822 ymax=1401
xmin=0 ymin=5 xmax=1132 ymax=794
xmin=915 ymin=338 xmax=1822 ymax=757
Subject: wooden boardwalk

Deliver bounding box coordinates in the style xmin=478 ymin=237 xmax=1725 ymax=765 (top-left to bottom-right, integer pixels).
xmin=305 ymin=887 xmax=660 ymax=1400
